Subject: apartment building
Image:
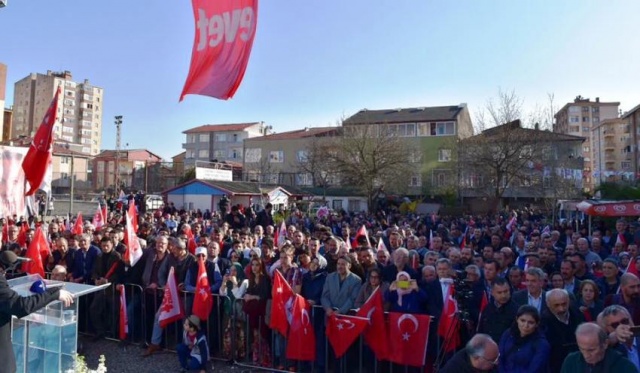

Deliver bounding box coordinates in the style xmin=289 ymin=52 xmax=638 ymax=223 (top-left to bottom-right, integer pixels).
xmin=12 ymin=70 xmax=103 ymax=156
xmin=591 ymin=118 xmax=633 ymax=186
xmin=182 ymin=122 xmax=267 ymax=169
xmin=0 ymin=62 xmax=6 ymax=141
xmin=622 ymin=104 xmax=640 ymax=180
xmin=554 ymin=96 xmax=620 ymax=191
xmin=93 ymin=149 xmax=163 ymax=192
xmin=342 ymin=104 xmax=474 ymax=195
xmin=243 ymin=127 xmax=340 ymax=186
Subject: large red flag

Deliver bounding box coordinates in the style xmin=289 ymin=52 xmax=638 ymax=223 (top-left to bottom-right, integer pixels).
xmin=158 ymin=267 xmax=185 ymax=328
xmin=626 ymin=256 xmax=639 ymax=276
xmin=193 ymin=258 xmax=213 ymax=321
xmin=326 ymin=314 xmax=368 ymax=358
xmin=118 ymin=285 xmax=128 ymax=340
xmin=184 ymin=226 xmax=197 ymax=255
xmin=356 ymin=287 xmax=388 ymax=360
xmin=285 ymin=294 xmax=316 ymax=361
xmin=180 ymin=0 xmax=259 ymax=101
xmin=270 ymin=270 xmax=294 ymax=337
xmin=123 ymin=212 xmax=143 ymax=267
xmin=437 ymin=284 xmax=461 ymax=353
xmin=388 ymin=312 xmax=431 ymax=367
xmin=23 ymin=227 xmax=47 ymax=277
xmin=22 ymin=86 xmax=60 ymax=196
xmin=72 ymin=212 xmax=84 ymax=236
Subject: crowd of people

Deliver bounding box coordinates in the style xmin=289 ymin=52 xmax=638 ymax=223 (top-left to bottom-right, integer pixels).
xmin=3 ymin=198 xmax=640 ymax=372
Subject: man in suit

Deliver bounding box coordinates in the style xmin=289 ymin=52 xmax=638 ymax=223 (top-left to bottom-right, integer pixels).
xmin=513 ymin=267 xmax=548 ymax=315
xmin=425 ymin=258 xmax=456 ymax=368
xmin=561 ymin=259 xmax=581 ymax=298
xmin=0 ymin=251 xmax=75 ymax=373
xmin=320 ymin=256 xmax=361 ymax=369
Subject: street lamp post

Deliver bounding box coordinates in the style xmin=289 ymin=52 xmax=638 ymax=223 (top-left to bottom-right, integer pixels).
xmin=114 ymin=115 xmax=123 ymax=192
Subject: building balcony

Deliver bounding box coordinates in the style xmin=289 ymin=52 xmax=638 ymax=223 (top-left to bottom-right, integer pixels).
xmin=604 ymin=131 xmax=614 ymax=138
xmin=604 ymin=141 xmax=616 ymax=150
xmin=182 ymin=142 xmax=197 ymax=149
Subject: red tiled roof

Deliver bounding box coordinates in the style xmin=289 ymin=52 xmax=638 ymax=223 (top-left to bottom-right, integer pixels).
xmin=52 ymin=144 xmax=90 ymax=157
xmin=183 ymin=122 xmax=261 ymax=134
xmin=245 ymin=127 xmax=339 ymax=141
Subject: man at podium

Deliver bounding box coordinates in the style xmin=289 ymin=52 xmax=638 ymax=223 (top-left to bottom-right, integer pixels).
xmin=0 ymin=251 xmax=74 ymax=373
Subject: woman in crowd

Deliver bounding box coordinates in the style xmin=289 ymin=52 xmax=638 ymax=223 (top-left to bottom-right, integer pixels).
xmin=597 ymin=258 xmax=621 ymax=298
xmin=498 ymin=305 xmax=550 ymax=373
xmin=385 ymin=271 xmax=426 ymax=313
xmin=355 ymin=267 xmax=389 ymax=309
xmin=578 ymin=279 xmax=603 ymax=322
xmin=243 ymin=257 xmax=272 ymax=367
xmin=220 ymin=262 xmax=246 ymax=361
xmin=301 ymin=257 xmax=327 ymax=306
xmin=273 ymin=246 xmax=301 ymax=371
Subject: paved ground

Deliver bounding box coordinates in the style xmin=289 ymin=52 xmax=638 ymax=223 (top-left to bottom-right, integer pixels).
xmin=50 ymin=200 xmax=100 ymax=217
xmin=80 ymin=337 xmax=256 ymax=373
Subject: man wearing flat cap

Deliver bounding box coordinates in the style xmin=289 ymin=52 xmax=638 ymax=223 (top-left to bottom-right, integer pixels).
xmin=0 ymin=251 xmax=74 ymax=373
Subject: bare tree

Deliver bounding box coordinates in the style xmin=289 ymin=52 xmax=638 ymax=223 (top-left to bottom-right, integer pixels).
xmin=296 ymin=136 xmax=340 ymax=200
xmin=245 ymin=155 xmax=275 ymax=184
xmin=474 ymin=88 xmax=523 ymax=132
xmin=318 ymin=124 xmax=414 ymax=212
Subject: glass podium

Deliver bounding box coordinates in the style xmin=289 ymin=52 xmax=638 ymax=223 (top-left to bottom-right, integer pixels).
xmin=8 ymin=274 xmax=110 ymax=373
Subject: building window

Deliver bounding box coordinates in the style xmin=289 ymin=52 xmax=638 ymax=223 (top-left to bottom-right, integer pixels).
xmin=229 ymin=148 xmax=241 ymax=159
xmin=436 ymin=173 xmax=447 ymax=187
xmin=438 ymin=149 xmax=452 ymax=162
xmin=214 ymin=150 xmax=226 ymax=159
xmin=198 ymin=149 xmax=209 ymax=158
xmin=583 ymin=146 xmax=590 ymax=153
xmin=569 ymin=125 xmax=580 ymax=132
xmin=582 ymin=117 xmax=590 ymax=122
xmin=297 ymin=150 xmax=308 ymax=162
xmin=332 ymin=200 xmax=343 ymax=210
xmin=186 ymin=134 xmax=196 ymax=143
xmin=569 ymin=106 xmax=580 ymax=114
xmin=186 ymin=150 xmax=195 ymax=159
xmin=97 ymin=161 xmax=105 ymax=172
xmin=569 ymin=116 xmax=580 ymax=123
xmin=215 ymin=134 xmax=227 ymax=142
xmin=199 ymin=134 xmax=209 ymax=143
xmin=296 ymin=173 xmax=312 ymax=186
xmin=409 ymin=174 xmax=422 ymax=187
xmin=269 ymin=151 xmax=284 ymax=163
xmin=348 ymin=200 xmax=362 ymax=212
xmin=245 ymin=148 xmax=262 ymax=163
xmin=582 ymin=126 xmax=590 ymax=132
xmin=60 ymin=156 xmax=71 ymax=164
xmin=622 ymin=161 xmax=631 ymax=170
xmin=233 ymin=134 xmax=239 ymax=142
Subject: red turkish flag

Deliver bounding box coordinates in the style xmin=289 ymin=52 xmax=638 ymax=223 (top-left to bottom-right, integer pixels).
xmin=180 ymin=0 xmax=258 ymax=101
xmin=118 ymin=285 xmax=128 ymax=340
xmin=285 ymin=294 xmax=316 ymax=361
xmin=351 ymin=224 xmax=370 ymax=249
xmin=193 ymin=257 xmax=213 ymax=321
xmin=184 ymin=226 xmax=197 ymax=255
xmin=72 ymin=212 xmax=84 ymax=236
xmin=326 ymin=314 xmax=368 ymax=358
xmin=16 ymin=222 xmax=28 ymax=247
xmin=102 ymin=206 xmax=108 ymax=224
xmin=437 ymin=284 xmax=461 ymax=353
xmin=22 ymin=86 xmax=60 ymax=196
xmin=275 ymin=220 xmax=287 ymax=248
xmin=93 ymin=204 xmax=104 ymax=229
xmin=388 ymin=312 xmax=431 ymax=367
xmin=23 ymin=227 xmax=47 ymax=277
xmin=123 ymin=211 xmax=143 ymax=267
xmin=270 ymin=270 xmax=294 ymax=337
xmin=128 ymin=202 xmax=138 ymax=234
xmin=356 ymin=287 xmax=388 ymax=360
xmin=158 ymin=267 xmax=185 ymax=328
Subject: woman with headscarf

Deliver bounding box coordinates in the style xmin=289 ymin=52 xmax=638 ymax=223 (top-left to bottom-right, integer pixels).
xmin=220 ymin=262 xmax=246 ymax=361
xmin=385 ymin=271 xmax=427 ymax=314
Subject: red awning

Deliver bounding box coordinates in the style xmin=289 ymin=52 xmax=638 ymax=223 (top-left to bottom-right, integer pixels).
xmin=576 ymin=200 xmax=640 ymax=217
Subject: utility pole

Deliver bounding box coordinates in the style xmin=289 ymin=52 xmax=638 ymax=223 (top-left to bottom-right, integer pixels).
xmin=114 ymin=116 xmax=123 ymax=193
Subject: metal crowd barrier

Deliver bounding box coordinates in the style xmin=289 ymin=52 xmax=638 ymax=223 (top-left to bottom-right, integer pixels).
xmin=74 ymin=283 xmax=435 ymax=372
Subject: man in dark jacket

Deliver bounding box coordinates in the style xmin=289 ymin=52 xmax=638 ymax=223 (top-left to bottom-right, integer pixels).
xmin=543 ymin=288 xmax=584 ymax=373
xmin=0 ymin=251 xmax=74 ymax=373
xmin=561 ymin=322 xmax=637 ymax=373
xmin=90 ymin=236 xmax=123 ymax=339
xmin=254 ymin=203 xmax=274 ymax=229
xmin=439 ymin=333 xmax=498 ymax=373
xmin=478 ymin=278 xmax=519 ymax=343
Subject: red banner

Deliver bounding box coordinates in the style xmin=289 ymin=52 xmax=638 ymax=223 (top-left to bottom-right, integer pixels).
xmin=577 ymin=200 xmax=640 ymax=217
xmin=180 ymin=0 xmax=258 ymax=100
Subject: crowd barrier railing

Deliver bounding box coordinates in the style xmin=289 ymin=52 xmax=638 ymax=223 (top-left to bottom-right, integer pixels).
xmin=75 ymin=282 xmax=437 ymax=372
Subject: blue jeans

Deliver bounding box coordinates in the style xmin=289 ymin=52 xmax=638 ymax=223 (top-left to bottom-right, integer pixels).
xmin=150 ymin=311 xmax=163 ymax=345
xmin=177 ymin=343 xmax=202 ymax=370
